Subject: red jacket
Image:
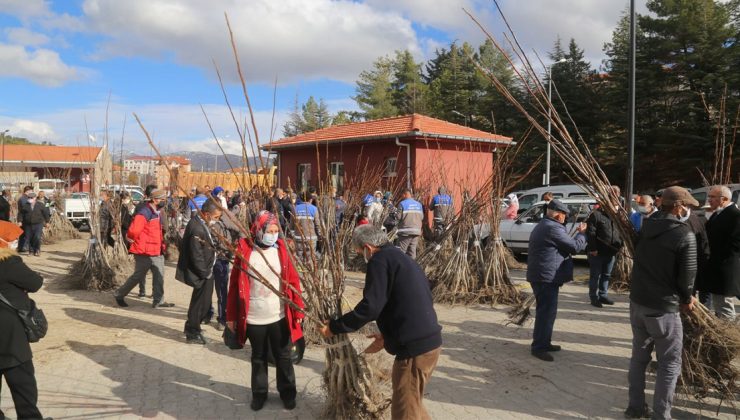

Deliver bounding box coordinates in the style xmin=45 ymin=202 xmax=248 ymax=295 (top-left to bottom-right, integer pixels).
xmin=127 ymin=204 xmax=164 ymax=256
xmin=226 ymin=238 xmax=305 ymax=346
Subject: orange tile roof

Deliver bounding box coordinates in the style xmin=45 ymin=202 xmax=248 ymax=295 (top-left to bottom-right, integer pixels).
xmin=160 ymin=155 xmax=191 ymax=166
xmin=264 ymin=114 xmax=512 ymax=150
xmin=2 ymin=145 xmax=102 ymax=164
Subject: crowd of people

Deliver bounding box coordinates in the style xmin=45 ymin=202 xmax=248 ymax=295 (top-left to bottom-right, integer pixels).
xmin=2 ymin=179 xmax=738 ymax=419
xmin=99 ymin=182 xmax=446 ymax=416
xmin=525 ymin=184 xmax=740 ymax=420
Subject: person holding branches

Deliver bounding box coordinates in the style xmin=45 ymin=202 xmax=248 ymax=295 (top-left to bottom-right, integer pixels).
xmin=226 ymin=210 xmax=305 ymax=412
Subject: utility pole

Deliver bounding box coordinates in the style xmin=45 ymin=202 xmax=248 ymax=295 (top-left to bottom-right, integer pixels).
xmin=1 ymin=129 xmax=8 ymax=173
xmin=625 ymin=0 xmax=636 ymax=206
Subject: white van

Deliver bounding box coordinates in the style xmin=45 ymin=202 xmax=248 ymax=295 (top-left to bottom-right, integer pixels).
xmin=514 ymin=184 xmax=592 ymax=213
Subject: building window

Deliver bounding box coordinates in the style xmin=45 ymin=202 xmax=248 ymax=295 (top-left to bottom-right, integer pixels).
xmin=297 ymin=163 xmax=311 ymax=192
xmin=385 ymin=157 xmax=398 ymax=177
xmin=329 ymin=162 xmax=344 ymax=191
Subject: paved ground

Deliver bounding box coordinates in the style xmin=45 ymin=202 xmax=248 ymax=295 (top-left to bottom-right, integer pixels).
xmin=1 ymin=237 xmax=736 ymax=419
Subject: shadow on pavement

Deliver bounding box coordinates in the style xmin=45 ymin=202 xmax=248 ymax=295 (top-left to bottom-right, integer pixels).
xmin=65 ymin=341 xmax=247 ymax=418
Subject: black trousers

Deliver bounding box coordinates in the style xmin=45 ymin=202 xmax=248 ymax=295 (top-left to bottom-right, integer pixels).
xmin=184 ymin=275 xmax=214 ymax=336
xmin=0 ymin=360 xmax=42 ymax=420
xmin=246 ymin=318 xmax=296 ymax=401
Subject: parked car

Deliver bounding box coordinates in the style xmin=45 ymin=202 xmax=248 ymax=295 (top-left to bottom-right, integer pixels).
xmin=513 ymin=184 xmax=592 ymax=213
xmin=498 ymin=198 xmax=596 ymax=256
xmin=64 ymin=193 xmax=91 ymax=229
xmin=106 ymin=185 xmax=145 ymax=203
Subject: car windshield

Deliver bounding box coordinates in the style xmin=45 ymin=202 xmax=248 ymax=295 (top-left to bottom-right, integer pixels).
xmin=517 ymin=204 xmax=546 ymax=223
xmin=518 ymin=194 xmax=538 ymax=210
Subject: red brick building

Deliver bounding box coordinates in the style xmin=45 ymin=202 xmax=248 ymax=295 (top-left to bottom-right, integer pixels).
xmin=264 ymin=114 xmax=512 ymax=209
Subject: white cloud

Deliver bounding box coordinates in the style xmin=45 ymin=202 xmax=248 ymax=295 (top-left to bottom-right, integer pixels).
xmin=0 ymin=42 xmax=82 ymax=86
xmin=5 ymin=27 xmax=50 ymax=46
xmin=0 ymin=0 xmax=50 ymax=19
xmin=365 ymin=0 xmax=651 ymax=68
xmin=0 ymin=102 xmax=290 ymax=155
xmin=80 ymin=0 xmax=420 ymax=83
xmin=3 ymin=119 xmax=57 ymax=140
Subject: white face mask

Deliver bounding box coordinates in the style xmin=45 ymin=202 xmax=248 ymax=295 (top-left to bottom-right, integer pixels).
xmin=261 ymin=232 xmax=279 ymax=247
xmin=122 ymin=199 xmax=131 ymax=204
xmin=679 ymin=207 xmax=690 ymax=223
xmin=208 ymin=219 xmax=217 ymax=226
xmin=637 ymin=206 xmax=648 ymax=214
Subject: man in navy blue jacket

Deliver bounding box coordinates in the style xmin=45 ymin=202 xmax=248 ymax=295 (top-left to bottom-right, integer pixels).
xmin=320 ymin=225 xmax=442 ymax=419
xmin=527 ymin=199 xmax=587 ymax=361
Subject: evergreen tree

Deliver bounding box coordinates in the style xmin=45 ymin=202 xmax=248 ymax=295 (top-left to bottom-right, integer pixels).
xmin=354 ymin=56 xmax=398 ymax=119
xmin=282 ymin=96 xmax=332 ymax=137
xmin=391 ymin=50 xmax=427 ymax=115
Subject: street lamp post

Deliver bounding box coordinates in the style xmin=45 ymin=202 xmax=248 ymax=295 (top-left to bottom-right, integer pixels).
xmin=1 ymin=129 xmax=8 ymax=173
xmin=545 ymin=58 xmax=567 ymax=186
xmin=451 ymin=110 xmax=468 ymax=127
xmin=625 ymin=0 xmax=637 ymax=207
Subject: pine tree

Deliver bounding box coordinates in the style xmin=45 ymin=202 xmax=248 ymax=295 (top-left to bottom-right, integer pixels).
xmin=282 ymin=96 xmax=333 ymax=137
xmin=391 ymin=50 xmax=427 ymax=115
xmin=354 ymin=56 xmax=398 ymax=120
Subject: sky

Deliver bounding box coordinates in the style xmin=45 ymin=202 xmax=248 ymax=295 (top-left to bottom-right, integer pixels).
xmin=0 ymin=0 xmax=649 ymax=155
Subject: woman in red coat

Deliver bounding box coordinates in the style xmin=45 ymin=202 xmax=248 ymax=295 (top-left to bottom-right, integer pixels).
xmin=226 ymin=211 xmax=304 ymax=412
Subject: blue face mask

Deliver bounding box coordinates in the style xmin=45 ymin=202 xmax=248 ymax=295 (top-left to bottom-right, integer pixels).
xmin=261 ymin=232 xmax=279 ymax=247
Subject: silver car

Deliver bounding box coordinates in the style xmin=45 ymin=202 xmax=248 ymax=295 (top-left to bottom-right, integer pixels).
xmin=499 ymin=198 xmax=596 ymax=255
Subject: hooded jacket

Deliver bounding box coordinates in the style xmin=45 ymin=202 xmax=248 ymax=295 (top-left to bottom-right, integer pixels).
xmin=629 ymin=212 xmax=697 ymax=313
xmin=127 ymin=204 xmax=164 ymax=256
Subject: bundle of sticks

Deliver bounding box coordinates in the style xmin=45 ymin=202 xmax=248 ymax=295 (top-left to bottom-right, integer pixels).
xmin=42 ymin=209 xmax=80 ymax=245
xmin=680 ymin=303 xmax=740 ymax=407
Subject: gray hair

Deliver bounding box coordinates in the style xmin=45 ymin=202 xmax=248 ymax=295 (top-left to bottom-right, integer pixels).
xmin=640 ymin=194 xmax=654 ymax=205
xmin=352 ymin=225 xmax=389 ymax=248
xmin=711 ymin=185 xmax=732 ymax=200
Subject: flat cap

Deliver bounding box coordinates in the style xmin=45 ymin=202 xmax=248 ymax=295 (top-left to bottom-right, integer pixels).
xmin=660 ymin=186 xmax=699 ymax=207
xmin=547 ymin=199 xmax=569 ymax=214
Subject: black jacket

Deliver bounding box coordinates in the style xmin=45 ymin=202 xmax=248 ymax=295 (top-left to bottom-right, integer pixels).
xmin=20 ymin=201 xmax=50 ymax=225
xmin=685 ymin=212 xmax=711 ymax=292
xmin=0 ymin=195 xmax=10 ymax=221
xmin=0 ymin=248 xmax=44 ymax=369
xmin=99 ymin=200 xmax=114 ymax=235
xmin=330 ymin=244 xmax=442 ymax=359
xmin=176 ymin=216 xmax=216 ymax=288
xmin=705 ymin=204 xmax=740 ymax=296
xmin=630 ymin=212 xmax=697 ymax=313
xmin=586 ymin=208 xmax=623 ymax=256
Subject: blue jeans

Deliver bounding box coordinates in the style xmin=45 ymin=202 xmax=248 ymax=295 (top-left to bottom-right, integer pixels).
xmin=588 ymin=253 xmax=615 ymax=300
xmin=627 ymin=301 xmax=682 ymax=420
xmin=531 ymin=282 xmax=560 ymax=352
xmin=213 ymin=259 xmax=229 ymax=324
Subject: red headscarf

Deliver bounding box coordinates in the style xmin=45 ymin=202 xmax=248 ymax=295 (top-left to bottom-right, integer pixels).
xmin=251 ymin=210 xmax=279 ymax=243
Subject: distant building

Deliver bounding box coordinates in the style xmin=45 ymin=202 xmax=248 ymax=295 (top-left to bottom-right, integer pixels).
xmin=155 ymin=155 xmax=192 ymax=191
xmin=0 ymin=144 xmax=112 ymax=193
xmin=123 ymin=156 xmax=157 ymax=177
xmin=263 ymin=113 xmax=512 ymax=211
